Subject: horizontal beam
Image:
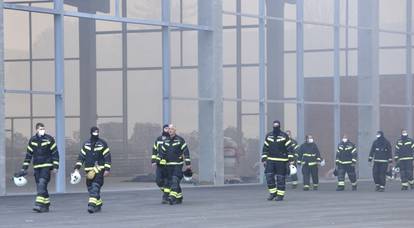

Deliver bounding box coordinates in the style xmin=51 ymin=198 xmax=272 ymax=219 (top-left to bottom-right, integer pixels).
xmin=4 ymin=3 xmax=211 ymax=31
xmin=4 ymin=89 xmax=61 ymax=95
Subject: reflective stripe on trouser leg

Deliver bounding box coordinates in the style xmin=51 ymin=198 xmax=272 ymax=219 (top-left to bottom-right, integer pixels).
xmin=265 ymin=173 xmax=276 ymax=194
xmin=35 ymin=196 xmax=50 ymax=205
xmin=89 ymin=197 xmax=103 ymax=206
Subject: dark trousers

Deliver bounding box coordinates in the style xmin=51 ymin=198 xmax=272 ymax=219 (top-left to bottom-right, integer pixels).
xmin=167 ymin=165 xmax=183 ymax=199
xmin=265 ymin=161 xmax=288 ymax=196
xmin=34 ymin=168 xmax=51 ymax=207
xmin=337 ymin=164 xmax=357 ymax=186
xmin=156 ymin=165 xmax=170 ymax=195
xmin=302 ymin=165 xmax=318 ymax=188
xmin=399 ymin=160 xmax=414 ymax=187
xmin=87 ymin=171 xmax=104 ymax=207
xmin=373 ymin=162 xmax=388 ymax=188
xmin=290 ymin=174 xmax=298 ymax=185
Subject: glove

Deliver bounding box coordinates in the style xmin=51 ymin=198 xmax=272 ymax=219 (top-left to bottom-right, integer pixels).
xmin=333 ymin=169 xmax=338 ymax=176
xmin=261 ymin=157 xmax=267 ymax=163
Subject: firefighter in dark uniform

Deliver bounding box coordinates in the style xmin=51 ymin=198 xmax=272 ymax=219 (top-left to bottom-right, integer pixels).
xmin=286 ymin=130 xmax=300 ymax=189
xmin=151 ymin=124 xmax=170 ymax=204
xmin=21 ymin=123 xmax=59 ymax=213
xmin=335 ymin=134 xmax=358 ymax=191
xmin=160 ymin=124 xmax=191 ymax=205
xmin=368 ymin=131 xmax=392 ymax=192
xmin=394 ymin=129 xmax=414 ymax=190
xmin=74 ymin=126 xmax=112 ymax=213
xmin=297 ymin=134 xmax=322 ymax=191
xmin=262 ymin=120 xmax=293 ymax=201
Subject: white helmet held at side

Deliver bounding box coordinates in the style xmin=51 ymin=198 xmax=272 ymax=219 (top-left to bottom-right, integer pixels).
xmin=320 ymin=159 xmax=326 ymax=167
xmin=70 ymin=170 xmax=81 ymax=185
xmin=13 ymin=176 xmax=27 ymax=187
xmin=289 ymin=165 xmax=297 ymax=175
xmin=183 ymin=168 xmax=193 ymax=182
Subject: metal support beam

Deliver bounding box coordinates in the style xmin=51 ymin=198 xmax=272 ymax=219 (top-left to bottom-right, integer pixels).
xmin=266 ymin=0 xmax=285 ymax=132
xmin=162 ymin=0 xmax=171 ymax=125
xmin=54 ymin=0 xmax=66 ymax=193
xmin=0 ymin=0 xmax=6 ymax=196
xmin=333 ymin=0 xmax=340 ymax=164
xmin=258 ymin=0 xmax=266 ymax=184
xmin=198 ymin=0 xmax=224 ymax=185
xmin=79 ymin=2 xmax=97 ymax=142
xmin=121 ymin=0 xmax=128 ymax=157
xmin=358 ymin=0 xmax=380 ymax=178
xmin=406 ymin=0 xmax=413 ymax=135
xmin=296 ymin=0 xmax=305 ymax=143
xmin=236 ymin=0 xmax=242 ymax=147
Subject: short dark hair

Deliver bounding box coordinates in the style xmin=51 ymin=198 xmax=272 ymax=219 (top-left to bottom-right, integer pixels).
xmin=35 ymin=122 xmax=45 ymax=130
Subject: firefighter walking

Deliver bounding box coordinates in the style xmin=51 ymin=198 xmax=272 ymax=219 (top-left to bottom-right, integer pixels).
xmin=20 ymin=123 xmax=59 ymax=213
xmin=297 ymin=135 xmax=322 ymax=191
xmin=74 ymin=126 xmax=112 ymax=213
xmin=369 ymin=131 xmax=392 ymax=192
xmin=152 ymin=124 xmax=170 ymax=204
xmin=335 ymin=134 xmax=357 ymax=191
xmin=262 ymin=120 xmax=293 ymax=201
xmin=160 ymin=124 xmax=191 ymax=205
xmin=394 ymin=129 xmax=414 ymax=190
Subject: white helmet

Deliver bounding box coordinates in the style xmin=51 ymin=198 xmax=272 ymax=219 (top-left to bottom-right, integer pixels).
xmin=183 ymin=168 xmax=193 ymax=182
xmin=320 ymin=159 xmax=326 ymax=167
xmin=70 ymin=170 xmax=81 ymax=185
xmin=289 ymin=165 xmax=297 ymax=175
xmin=13 ymin=176 xmax=27 ymax=187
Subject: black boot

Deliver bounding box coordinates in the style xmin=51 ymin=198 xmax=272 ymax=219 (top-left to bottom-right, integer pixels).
xmin=401 ymin=186 xmax=409 ymax=191
xmin=313 ymin=185 xmax=318 ymax=191
xmin=352 ymin=185 xmax=357 ymax=191
xmin=162 ymin=193 xmax=169 ymax=204
xmin=33 ymin=205 xmax=49 ymax=213
xmin=410 ymin=184 xmax=414 ymax=190
xmin=303 ymin=186 xmax=310 ymax=191
xmin=176 ymin=197 xmax=183 ymax=204
xmin=336 ymin=186 xmax=344 ymax=191
xmin=378 ymin=186 xmax=385 ymax=192
xmin=267 ymin=193 xmax=276 ymax=201
xmin=168 ymin=196 xmax=177 ymax=205
xmin=87 ymin=205 xmax=95 ymax=214
xmin=275 ymin=195 xmax=284 ymax=201
xmin=375 ymin=185 xmax=380 ymax=192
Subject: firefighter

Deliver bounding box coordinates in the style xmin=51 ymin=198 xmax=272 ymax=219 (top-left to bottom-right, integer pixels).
xmin=160 ymin=124 xmax=191 ymax=205
xmin=152 ymin=124 xmax=170 ymax=204
xmin=74 ymin=126 xmax=112 ymax=213
xmin=335 ymin=134 xmax=357 ymax=191
xmin=286 ymin=130 xmax=300 ymax=189
xmin=20 ymin=123 xmax=59 ymax=213
xmin=262 ymin=120 xmax=293 ymax=201
xmin=297 ymin=134 xmax=322 ymax=191
xmin=368 ymin=131 xmax=392 ymax=192
xmin=394 ymin=129 xmax=414 ymax=191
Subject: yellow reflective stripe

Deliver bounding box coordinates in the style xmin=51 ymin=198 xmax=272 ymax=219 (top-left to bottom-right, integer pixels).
xmin=36 ymin=196 xmax=50 ymax=204
xmin=288 ymin=155 xmax=294 ymax=158
xmin=169 ymin=191 xmax=178 ymax=197
xmin=374 ymin=159 xmax=389 ymax=163
xmin=33 ymin=163 xmax=53 ymax=168
xmin=405 ymin=142 xmax=412 ymax=145
xmin=277 ymin=190 xmax=285 ymax=196
xmin=307 ymin=162 xmax=318 ymax=166
xmin=268 ymin=188 xmax=277 ymax=194
xmin=81 ymin=149 xmax=86 ymax=155
xmin=23 ymin=162 xmax=30 ymax=166
xmin=264 ymin=141 xmax=269 ymax=146
xmin=31 ymin=142 xmax=38 ymax=146
xmin=399 ymin=157 xmax=414 ymax=161
xmin=76 ymin=162 xmax=82 ymax=166
xmin=176 ymin=193 xmax=183 ymax=198
xmin=50 ymin=143 xmax=57 ymax=150
xmin=84 ymin=145 xmax=91 ymax=150
xmin=53 ymin=161 xmax=59 ymax=165
xmin=351 ymin=159 xmax=357 ymax=162
xmin=181 ymin=143 xmax=187 ymax=150
xmin=185 ymin=158 xmax=191 ymax=162
xmin=338 ymin=181 xmax=345 ymax=186
xmin=351 ymin=148 xmax=357 ymax=153
xmin=267 ymin=137 xmax=274 ymax=142
xmin=302 ymin=154 xmax=316 ymax=157
xmin=166 ymin=162 xmax=184 ymax=165
xmin=41 ymin=141 xmax=50 ymax=147
xmin=261 ymin=155 xmax=268 ymax=158
xmin=267 ymin=157 xmax=289 ymax=162
xmin=89 ymin=197 xmax=98 ymax=204
xmin=163 ymin=188 xmax=171 ymax=193
xmin=161 ymin=146 xmax=166 ymax=151
xmin=151 ymin=155 xmax=157 ymax=159
xmin=285 ymin=140 xmax=291 ymax=146
xmin=160 ymin=159 xmax=167 ymax=165
xmin=94 ymin=147 xmax=104 ymax=151
xmin=338 ymin=161 xmax=352 ymax=164
xmin=27 ymin=146 xmax=33 ymax=152
xmin=153 ymin=144 xmax=157 ymax=150
xmin=102 ymin=148 xmax=110 ymax=155
xmin=104 ymin=164 xmax=111 ymax=168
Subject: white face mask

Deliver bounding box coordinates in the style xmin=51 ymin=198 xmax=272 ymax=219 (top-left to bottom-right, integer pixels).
xmin=308 ymin=139 xmax=314 ymax=143
xmin=376 ymin=134 xmax=381 ymax=138
xmin=342 ymin=138 xmax=348 ymax=143
xmin=402 ymin=133 xmax=408 ymax=137
xmin=92 ymin=132 xmax=99 ymax=136
xmin=38 ymin=130 xmax=45 ymax=136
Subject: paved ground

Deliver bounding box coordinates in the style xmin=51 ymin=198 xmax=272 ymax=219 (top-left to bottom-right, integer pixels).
xmin=1 ymin=181 xmax=414 ymax=228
